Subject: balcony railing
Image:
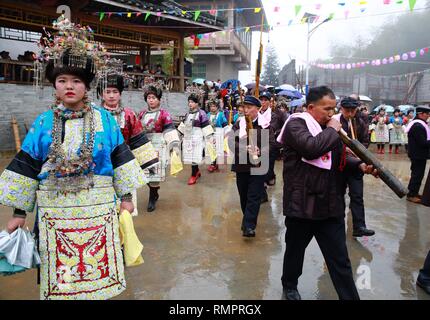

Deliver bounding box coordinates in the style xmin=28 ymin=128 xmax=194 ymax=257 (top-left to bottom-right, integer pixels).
xmin=0 ymin=60 xmax=190 ymax=92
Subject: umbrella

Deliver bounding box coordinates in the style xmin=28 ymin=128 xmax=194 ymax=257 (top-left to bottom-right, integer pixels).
xmin=290 ymin=97 xmax=306 ymax=108
xmin=278 ymin=90 xmax=303 ymax=99
xmin=221 ymin=79 xmax=240 ymax=90
xmin=374 ymin=105 xmax=394 ymax=113
xmin=397 ymin=105 xmax=415 ymax=113
xmin=244 ymin=82 xmax=266 ymax=92
xmin=192 ymin=78 xmax=205 ymax=85
xmin=275 ymin=84 xmax=296 ymax=93
xmin=359 ymin=95 xmax=372 ymax=102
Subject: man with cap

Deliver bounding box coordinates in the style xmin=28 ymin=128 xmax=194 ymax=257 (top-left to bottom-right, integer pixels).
xmin=333 ymin=96 xmax=375 ymax=237
xmin=259 ymin=91 xmax=275 ymax=202
xmin=405 ymin=105 xmax=430 ymax=203
xmin=228 ymin=95 xmax=269 ymax=237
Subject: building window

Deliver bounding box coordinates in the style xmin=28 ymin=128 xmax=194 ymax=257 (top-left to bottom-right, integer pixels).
xmin=192 ymin=63 xmax=206 ymax=80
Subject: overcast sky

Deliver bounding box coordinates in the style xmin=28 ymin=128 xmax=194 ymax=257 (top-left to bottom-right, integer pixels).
xmin=239 ymin=0 xmax=428 ymax=84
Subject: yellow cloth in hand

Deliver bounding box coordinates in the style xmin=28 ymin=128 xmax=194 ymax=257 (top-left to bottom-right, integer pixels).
xmin=170 ymin=150 xmax=183 ymax=176
xmin=223 ymin=137 xmax=231 ymax=154
xmin=207 ymin=142 xmax=217 ymax=162
xmin=119 ymin=210 xmax=144 ymax=267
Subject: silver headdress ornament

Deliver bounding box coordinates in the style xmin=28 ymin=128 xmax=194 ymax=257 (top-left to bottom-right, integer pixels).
xmin=96 ymin=58 xmax=133 ymax=96
xmin=185 ymin=85 xmax=205 ymax=101
xmin=141 ymin=75 xmax=165 ymax=94
xmin=205 ymin=90 xmax=220 ymax=108
xmin=34 ymin=14 xmax=109 ymax=89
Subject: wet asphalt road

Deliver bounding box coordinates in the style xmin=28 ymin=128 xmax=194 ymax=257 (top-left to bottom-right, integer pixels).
xmin=0 ymin=150 xmax=429 ymax=300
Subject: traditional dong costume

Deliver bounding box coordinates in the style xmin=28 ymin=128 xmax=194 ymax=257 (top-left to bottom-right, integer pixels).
xmin=0 ymin=16 xmax=146 ymax=300
xmin=206 ymin=96 xmax=227 ymax=172
xmin=370 ymin=111 xmax=389 ymax=154
xmin=177 ymin=88 xmax=215 ymax=185
xmin=388 ymin=110 xmax=406 ymax=154
xmin=97 ymin=58 xmax=158 ymax=215
xmin=138 ymin=81 xmax=180 ymax=212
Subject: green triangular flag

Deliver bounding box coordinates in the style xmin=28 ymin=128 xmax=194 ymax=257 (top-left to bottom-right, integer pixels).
xmin=409 ymin=0 xmax=417 ymax=11
xmin=99 ymin=12 xmax=105 ymax=21
xmin=328 ymin=12 xmax=335 ymax=20
xmin=195 ymin=10 xmax=201 ymax=21
xmin=145 ymin=12 xmax=151 ymax=21
xmin=295 ymin=5 xmax=302 ymax=16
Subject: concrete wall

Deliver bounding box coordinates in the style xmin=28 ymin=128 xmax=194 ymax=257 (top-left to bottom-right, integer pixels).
xmin=417 ymin=71 xmax=430 ymax=103
xmin=0 ymin=83 xmax=189 ymax=152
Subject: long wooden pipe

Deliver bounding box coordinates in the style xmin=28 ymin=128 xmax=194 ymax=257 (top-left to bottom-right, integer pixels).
xmin=339 ymin=128 xmax=408 ymax=198
xmin=12 ymin=117 xmax=21 ymax=153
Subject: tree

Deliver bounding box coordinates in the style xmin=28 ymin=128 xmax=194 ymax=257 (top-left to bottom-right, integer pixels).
xmin=152 ymin=43 xmax=192 ymax=76
xmin=261 ymin=45 xmax=281 ymax=86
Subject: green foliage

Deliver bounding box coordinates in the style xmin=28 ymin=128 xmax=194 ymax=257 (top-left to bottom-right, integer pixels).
xmin=152 ymin=43 xmax=192 ymax=76
xmin=261 ymin=45 xmax=281 ymax=86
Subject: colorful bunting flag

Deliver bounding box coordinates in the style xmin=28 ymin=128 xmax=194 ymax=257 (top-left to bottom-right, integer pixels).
xmin=195 ymin=10 xmax=201 ymax=21
xmin=409 ymin=0 xmax=417 ymax=11
xmin=254 ymin=8 xmax=261 ymax=13
xmin=344 ymin=10 xmax=349 ymax=19
xmin=127 ymin=12 xmax=131 ymax=18
xmin=99 ymin=12 xmax=105 ymax=21
xmin=295 ymin=5 xmax=302 ymax=16
xmin=145 ymin=12 xmax=151 ymax=21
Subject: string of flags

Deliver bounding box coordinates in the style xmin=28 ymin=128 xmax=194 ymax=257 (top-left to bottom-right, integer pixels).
xmin=95 ymin=0 xmax=420 ymax=23
xmin=312 ymin=46 xmax=430 ymax=70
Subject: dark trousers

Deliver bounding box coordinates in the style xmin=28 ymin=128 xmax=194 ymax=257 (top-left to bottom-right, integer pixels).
xmin=266 ymin=145 xmax=279 ymax=182
xmin=236 ymin=172 xmax=265 ymax=230
xmin=282 ymin=217 xmax=360 ymax=300
xmin=407 ymin=159 xmax=427 ymax=197
xmin=343 ymin=171 xmax=366 ymax=230
xmin=419 ymin=250 xmax=430 ymax=284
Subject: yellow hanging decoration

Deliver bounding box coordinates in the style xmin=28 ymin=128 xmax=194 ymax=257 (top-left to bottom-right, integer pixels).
xmin=170 ymin=150 xmax=183 ymax=176
xmin=119 ymin=210 xmax=144 ymax=267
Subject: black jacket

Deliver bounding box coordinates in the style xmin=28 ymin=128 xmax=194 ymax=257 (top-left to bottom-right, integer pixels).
xmin=270 ymin=109 xmax=288 ymax=148
xmin=229 ymin=118 xmax=269 ymax=173
xmin=339 ymin=113 xmax=369 ymax=176
xmin=407 ymin=119 xmax=430 ymax=160
xmin=339 ymin=114 xmax=369 ymax=148
xmin=282 ymin=118 xmax=362 ymax=220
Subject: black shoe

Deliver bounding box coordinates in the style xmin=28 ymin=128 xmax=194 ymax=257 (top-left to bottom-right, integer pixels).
xmin=417 ymin=275 xmax=430 ymax=295
xmin=147 ymin=187 xmax=159 ymax=212
xmin=283 ymin=287 xmax=301 ymax=300
xmin=261 ymin=192 xmax=269 ymax=203
xmin=267 ymin=177 xmax=276 ymax=186
xmin=353 ymin=227 xmax=375 ymax=237
xmin=242 ymin=228 xmax=256 ymax=237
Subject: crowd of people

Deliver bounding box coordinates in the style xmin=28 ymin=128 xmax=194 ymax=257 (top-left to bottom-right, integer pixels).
xmin=1 ymin=16 xmax=430 ymax=301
